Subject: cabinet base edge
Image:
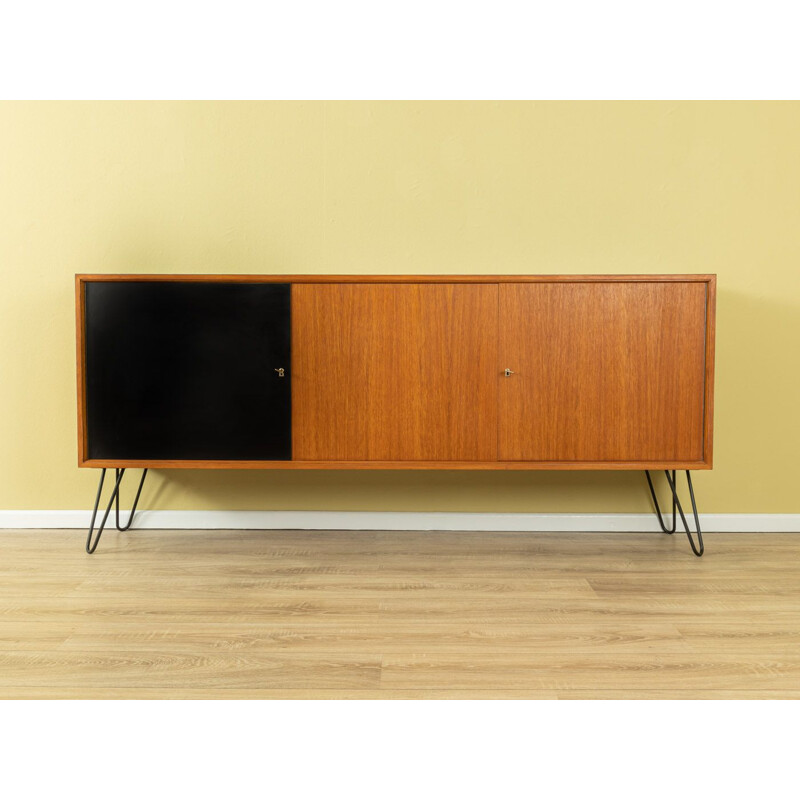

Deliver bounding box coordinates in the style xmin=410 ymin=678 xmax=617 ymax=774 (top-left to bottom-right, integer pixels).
xmin=78 ymin=459 xmax=712 ymax=470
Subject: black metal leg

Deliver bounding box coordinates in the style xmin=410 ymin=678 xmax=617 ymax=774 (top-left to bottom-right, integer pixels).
xmin=645 ymin=470 xmax=704 ymax=557
xmin=86 ymin=468 xmax=148 ymax=554
xmin=115 ymin=468 xmax=148 ymax=531
xmin=645 ymin=469 xmax=677 ymax=534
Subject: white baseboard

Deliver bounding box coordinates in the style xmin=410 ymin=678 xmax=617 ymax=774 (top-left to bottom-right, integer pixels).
xmin=0 ymin=510 xmax=798 ymax=532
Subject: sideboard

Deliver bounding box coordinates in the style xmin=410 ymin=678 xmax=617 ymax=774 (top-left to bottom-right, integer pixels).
xmin=76 ymin=274 xmax=716 ymax=555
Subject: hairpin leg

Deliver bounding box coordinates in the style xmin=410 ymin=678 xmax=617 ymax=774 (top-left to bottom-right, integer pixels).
xmin=646 ymin=469 xmax=677 ymax=534
xmin=115 ymin=468 xmax=148 ymax=531
xmin=86 ymin=468 xmax=148 ymax=554
xmin=645 ymin=469 xmax=704 ymax=557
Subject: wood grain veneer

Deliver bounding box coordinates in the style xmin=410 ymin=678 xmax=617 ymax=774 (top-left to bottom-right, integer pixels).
xmin=76 ymin=274 xmax=715 ymax=283
xmin=703 ymin=276 xmax=717 ymax=466
xmin=292 ymin=283 xmax=498 ymax=461
xmin=75 ymin=274 xmax=716 ymax=470
xmin=75 ymin=275 xmax=88 ymax=465
xmin=80 ymin=459 xmax=710 ymax=470
xmin=498 ymin=281 xmax=708 ymax=462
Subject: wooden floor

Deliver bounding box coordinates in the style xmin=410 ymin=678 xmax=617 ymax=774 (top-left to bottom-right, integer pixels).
xmin=1 ymin=529 xmax=798 ymax=699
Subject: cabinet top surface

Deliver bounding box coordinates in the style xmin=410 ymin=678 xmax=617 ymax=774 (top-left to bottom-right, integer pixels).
xmin=76 ymin=274 xmax=716 ymax=283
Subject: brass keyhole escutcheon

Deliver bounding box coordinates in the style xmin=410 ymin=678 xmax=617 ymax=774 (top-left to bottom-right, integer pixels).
xmin=275 ymin=368 xmax=285 ymax=378
xmin=504 ymin=368 xmax=515 ymax=377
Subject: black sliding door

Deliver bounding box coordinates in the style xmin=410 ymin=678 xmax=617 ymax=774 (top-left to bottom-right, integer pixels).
xmin=84 ymin=281 xmax=291 ymax=460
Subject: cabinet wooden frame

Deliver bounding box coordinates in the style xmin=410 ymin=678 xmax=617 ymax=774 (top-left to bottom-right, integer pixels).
xmin=76 ymin=274 xmax=716 ymax=471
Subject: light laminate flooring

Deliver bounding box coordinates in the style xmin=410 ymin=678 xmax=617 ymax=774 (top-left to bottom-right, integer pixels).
xmin=1 ymin=530 xmax=798 ymax=699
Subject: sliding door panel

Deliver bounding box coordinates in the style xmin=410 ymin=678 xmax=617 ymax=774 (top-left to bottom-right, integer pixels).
xmin=498 ymin=282 xmax=707 ymax=462
xmin=292 ymin=283 xmax=498 ymax=461
xmin=85 ymin=281 xmax=291 ymax=460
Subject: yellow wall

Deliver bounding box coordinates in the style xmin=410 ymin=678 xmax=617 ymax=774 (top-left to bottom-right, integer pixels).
xmin=1 ymin=101 xmax=798 ymax=513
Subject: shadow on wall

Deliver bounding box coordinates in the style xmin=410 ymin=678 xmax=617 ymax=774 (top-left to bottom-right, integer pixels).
xmin=706 ymin=282 xmax=800 ymax=511
xmin=85 ymin=282 xmax=800 ymax=515
xmin=148 ymin=468 xmax=648 ymax=514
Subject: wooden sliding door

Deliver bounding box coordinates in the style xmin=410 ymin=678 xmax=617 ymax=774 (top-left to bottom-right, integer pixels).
xmin=292 ymin=283 xmax=498 ymax=461
xmin=498 ymin=281 xmax=708 ymax=462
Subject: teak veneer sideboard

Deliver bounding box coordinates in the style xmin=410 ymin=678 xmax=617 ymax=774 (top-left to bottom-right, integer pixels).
xmin=76 ymin=274 xmax=716 ymax=556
